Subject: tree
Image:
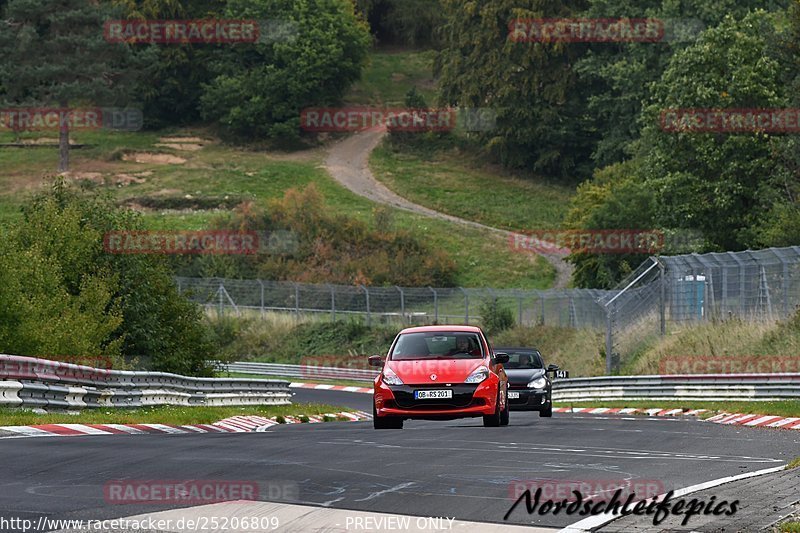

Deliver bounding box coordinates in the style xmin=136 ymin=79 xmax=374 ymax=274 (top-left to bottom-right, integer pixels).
xmin=0 ymin=0 xmax=144 ymax=171
xmin=113 ymin=0 xmax=227 ymax=128
xmin=639 ymin=10 xmax=792 ymax=250
xmin=199 ymin=0 xmax=371 ymax=141
xmin=576 ymin=0 xmax=790 ymax=168
xmin=563 ymin=161 xmax=657 ymax=288
xmin=436 ymin=0 xmax=594 ymax=180
xmin=0 ymin=180 xmax=216 ymax=375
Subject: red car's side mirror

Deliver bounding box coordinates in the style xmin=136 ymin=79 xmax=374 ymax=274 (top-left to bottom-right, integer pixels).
xmin=493 ymin=352 xmax=509 ymax=364
xmin=368 ymin=355 xmax=384 ymax=367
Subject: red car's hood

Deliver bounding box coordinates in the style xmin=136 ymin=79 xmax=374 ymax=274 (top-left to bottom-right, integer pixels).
xmin=386 ymin=358 xmax=486 ymax=385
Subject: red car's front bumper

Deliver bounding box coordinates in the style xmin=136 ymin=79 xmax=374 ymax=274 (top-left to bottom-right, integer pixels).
xmin=373 ymin=376 xmax=501 ymax=419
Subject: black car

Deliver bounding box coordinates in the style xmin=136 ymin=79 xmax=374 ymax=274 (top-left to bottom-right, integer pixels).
xmin=495 ymin=347 xmax=567 ymax=417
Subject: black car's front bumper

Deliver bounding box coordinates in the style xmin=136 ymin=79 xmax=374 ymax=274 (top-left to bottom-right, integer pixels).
xmin=507 ymin=388 xmax=550 ymax=410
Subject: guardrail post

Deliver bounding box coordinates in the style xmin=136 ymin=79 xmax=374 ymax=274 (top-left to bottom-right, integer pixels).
xmin=516 ymin=290 xmax=523 ymax=325
xmin=361 ymin=285 xmax=371 ymax=326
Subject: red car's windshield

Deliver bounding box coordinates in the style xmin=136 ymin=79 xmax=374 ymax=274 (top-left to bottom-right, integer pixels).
xmin=390 ymin=332 xmax=484 ymax=360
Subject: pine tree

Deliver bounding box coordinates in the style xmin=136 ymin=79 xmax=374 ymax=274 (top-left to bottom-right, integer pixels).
xmin=0 ymin=0 xmax=142 ymax=171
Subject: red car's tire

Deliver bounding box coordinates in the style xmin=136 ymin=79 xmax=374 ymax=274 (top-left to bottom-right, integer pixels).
xmin=500 ymin=388 xmax=510 ymax=426
xmin=483 ymin=391 xmax=502 ymax=427
xmin=373 ymin=403 xmax=403 ymax=429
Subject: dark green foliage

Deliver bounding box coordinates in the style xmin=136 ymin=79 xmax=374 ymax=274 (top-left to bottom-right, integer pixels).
xmin=0 ymin=0 xmax=149 ymax=168
xmin=0 ymin=180 xmax=215 ymax=375
xmin=357 ymin=0 xmax=444 ymax=47
xmin=199 ymin=0 xmax=371 ymax=141
xmin=479 ymin=298 xmax=515 ymax=335
xmin=436 ymin=0 xmax=594 ymax=180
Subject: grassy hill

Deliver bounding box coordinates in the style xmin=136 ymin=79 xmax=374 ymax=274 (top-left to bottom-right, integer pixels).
xmin=0 ymin=128 xmax=554 ymax=288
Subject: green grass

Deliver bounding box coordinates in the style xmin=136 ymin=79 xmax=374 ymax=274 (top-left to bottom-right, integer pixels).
xmin=0 ymin=129 xmax=554 ymax=288
xmin=346 ymin=49 xmax=437 ymax=106
xmin=781 ymin=522 xmax=800 ymax=532
xmin=0 ymin=403 xmax=349 ymax=426
xmin=552 ymin=400 xmax=800 ymax=418
xmin=786 ymin=457 xmax=800 ymax=470
xmin=370 ymin=141 xmax=574 ymax=233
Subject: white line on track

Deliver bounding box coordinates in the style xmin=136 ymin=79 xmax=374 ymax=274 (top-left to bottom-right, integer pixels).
xmin=558 ymin=464 xmax=787 ymax=532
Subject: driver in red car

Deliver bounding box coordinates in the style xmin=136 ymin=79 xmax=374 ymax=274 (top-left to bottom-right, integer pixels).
xmin=449 ymin=336 xmax=481 ymax=357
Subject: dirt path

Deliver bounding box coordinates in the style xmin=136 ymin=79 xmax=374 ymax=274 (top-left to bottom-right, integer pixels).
xmin=323 ymin=129 xmax=574 ymax=288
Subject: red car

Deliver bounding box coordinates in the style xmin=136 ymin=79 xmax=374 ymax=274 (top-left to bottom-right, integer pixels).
xmin=369 ymin=325 xmax=510 ymax=429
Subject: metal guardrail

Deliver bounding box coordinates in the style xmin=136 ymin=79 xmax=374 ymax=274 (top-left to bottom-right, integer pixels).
xmin=552 ymin=373 xmax=800 ymax=402
xmin=224 ymin=362 xmax=378 ymax=382
xmin=224 ymin=362 xmax=800 ymax=401
xmin=0 ymin=355 xmax=292 ymax=410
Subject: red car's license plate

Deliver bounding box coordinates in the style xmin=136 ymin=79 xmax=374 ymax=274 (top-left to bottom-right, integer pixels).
xmin=414 ymin=390 xmax=453 ymax=399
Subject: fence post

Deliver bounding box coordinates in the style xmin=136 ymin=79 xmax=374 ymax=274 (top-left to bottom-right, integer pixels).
xmin=658 ymin=260 xmax=666 ymax=335
xmin=258 ymin=279 xmax=265 ymax=316
xmin=362 ymin=285 xmax=371 ymax=326
xmin=568 ymin=294 xmax=576 ymax=328
xmin=783 ymin=260 xmax=790 ymax=318
xmin=516 ymin=290 xmax=523 ymax=325
xmin=721 ymin=267 xmax=728 ymax=317
xmin=327 ymin=284 xmax=335 ymax=320
xmin=429 ymin=287 xmax=438 ymax=324
xmin=218 ymin=282 xmax=224 ymax=318
xmin=540 ymin=293 xmax=545 ymax=325
xmin=396 ymin=286 xmax=405 ymax=323
xmin=294 ymin=282 xmax=300 ymax=319
xmin=460 ymin=288 xmax=469 ymax=324
xmin=605 ymin=303 xmax=613 ymax=375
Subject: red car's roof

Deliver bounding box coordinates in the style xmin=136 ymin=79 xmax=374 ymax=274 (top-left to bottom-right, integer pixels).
xmin=398 ymin=325 xmax=483 ymax=334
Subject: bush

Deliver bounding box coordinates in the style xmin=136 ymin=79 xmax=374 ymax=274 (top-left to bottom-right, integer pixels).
xmin=479 ymin=298 xmax=514 ymax=335
xmin=175 ymin=184 xmax=458 ymax=287
xmin=0 ymin=179 xmax=215 ymax=376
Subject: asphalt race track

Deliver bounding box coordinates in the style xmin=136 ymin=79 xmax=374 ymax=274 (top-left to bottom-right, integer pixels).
xmin=0 ymin=389 xmax=798 ymax=531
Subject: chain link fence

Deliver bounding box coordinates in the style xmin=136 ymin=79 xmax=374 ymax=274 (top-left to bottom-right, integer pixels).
xmin=176 ymin=277 xmax=610 ymax=329
xmin=603 ymin=246 xmax=800 ymax=373
xmin=176 ymin=245 xmax=800 ymax=374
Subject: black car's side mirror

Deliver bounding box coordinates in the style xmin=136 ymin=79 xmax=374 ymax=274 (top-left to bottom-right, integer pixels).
xmin=368 ymin=355 xmax=384 ymax=367
xmin=547 ymin=364 xmax=559 ymax=372
xmin=494 ymin=352 xmax=509 ymax=364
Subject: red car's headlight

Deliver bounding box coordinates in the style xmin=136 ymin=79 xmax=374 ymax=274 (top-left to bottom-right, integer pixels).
xmin=464 ymin=366 xmax=489 ymax=384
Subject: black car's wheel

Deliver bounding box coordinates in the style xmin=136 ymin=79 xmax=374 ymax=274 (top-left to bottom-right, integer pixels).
xmin=483 ymin=391 xmax=502 ymax=427
xmin=539 ymin=401 xmax=553 ymax=417
xmin=373 ymin=404 xmax=403 ymax=429
xmin=500 ymin=388 xmax=510 ymax=426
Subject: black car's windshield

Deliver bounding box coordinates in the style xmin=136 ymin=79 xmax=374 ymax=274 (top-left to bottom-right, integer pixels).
xmin=391 ymin=332 xmax=484 ymax=360
xmin=503 ymin=351 xmax=543 ymax=370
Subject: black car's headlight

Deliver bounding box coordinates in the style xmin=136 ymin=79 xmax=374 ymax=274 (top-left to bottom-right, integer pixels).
xmin=527 ymin=377 xmax=547 ymax=389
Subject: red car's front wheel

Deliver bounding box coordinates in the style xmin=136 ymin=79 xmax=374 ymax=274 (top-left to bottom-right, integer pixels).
xmin=373 ymin=403 xmax=403 ymax=429
xmin=483 ymin=390 xmax=502 ymax=427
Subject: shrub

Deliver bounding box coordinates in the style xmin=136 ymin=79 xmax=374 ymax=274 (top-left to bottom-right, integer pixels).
xmin=479 ymin=298 xmax=515 ymax=335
